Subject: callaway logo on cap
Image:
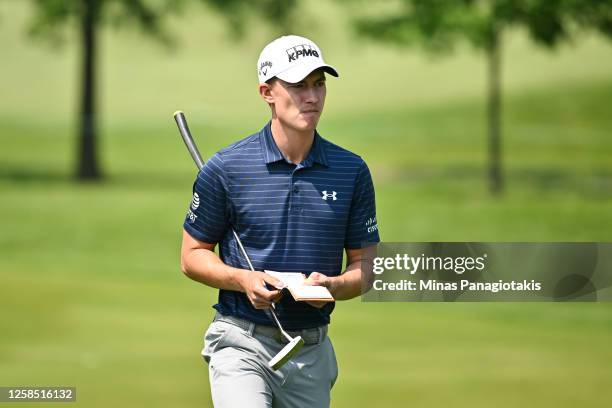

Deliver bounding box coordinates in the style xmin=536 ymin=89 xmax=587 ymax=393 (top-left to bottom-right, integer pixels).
xmin=257 ymin=35 xmax=339 ymax=84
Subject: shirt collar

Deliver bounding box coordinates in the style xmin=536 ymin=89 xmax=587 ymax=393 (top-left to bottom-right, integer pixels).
xmin=259 ymin=121 xmax=329 ymax=167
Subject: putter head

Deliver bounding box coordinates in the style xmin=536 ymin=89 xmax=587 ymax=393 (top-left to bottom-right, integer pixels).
xmin=268 ymin=336 xmax=305 ymax=371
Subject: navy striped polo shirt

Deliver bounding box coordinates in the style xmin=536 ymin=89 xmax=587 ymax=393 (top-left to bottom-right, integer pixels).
xmin=183 ymin=121 xmax=380 ymax=329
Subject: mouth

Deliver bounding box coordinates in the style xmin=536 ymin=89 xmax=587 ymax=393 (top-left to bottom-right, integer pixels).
xmin=300 ymin=110 xmax=319 ymax=114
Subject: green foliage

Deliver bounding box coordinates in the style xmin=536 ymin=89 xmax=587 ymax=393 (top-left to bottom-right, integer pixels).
xmin=205 ymin=0 xmax=299 ymax=38
xmin=27 ymin=0 xmax=299 ymax=46
xmin=349 ymin=0 xmax=612 ymax=194
xmin=28 ymin=0 xmax=177 ymax=46
xmin=352 ymin=0 xmax=612 ymax=53
xmin=20 ymin=0 xmax=300 ymax=180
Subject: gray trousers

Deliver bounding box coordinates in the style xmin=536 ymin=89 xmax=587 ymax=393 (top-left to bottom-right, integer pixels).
xmin=202 ymin=316 xmax=338 ymax=408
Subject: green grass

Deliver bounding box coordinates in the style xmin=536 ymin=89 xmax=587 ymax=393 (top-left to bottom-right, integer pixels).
xmin=1 ymin=1 xmax=612 ymax=407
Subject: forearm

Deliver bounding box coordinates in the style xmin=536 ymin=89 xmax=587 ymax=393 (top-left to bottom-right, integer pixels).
xmin=181 ymin=248 xmax=247 ymax=292
xmin=329 ymin=262 xmax=363 ymax=300
xmin=328 ymin=245 xmax=376 ymax=301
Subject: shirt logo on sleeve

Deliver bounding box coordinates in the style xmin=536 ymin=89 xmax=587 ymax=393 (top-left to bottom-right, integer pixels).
xmin=366 ymin=216 xmax=378 ymax=233
xmin=321 ymin=190 xmax=337 ymax=201
xmin=186 ymin=210 xmax=198 ymax=223
xmin=191 ymin=193 xmax=200 ymax=210
xmin=186 ymin=193 xmax=199 ymax=223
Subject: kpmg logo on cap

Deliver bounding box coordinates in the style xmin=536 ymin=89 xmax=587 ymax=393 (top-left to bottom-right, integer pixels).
xmin=286 ymin=44 xmax=319 ymax=62
xmin=259 ymin=60 xmax=272 ymax=76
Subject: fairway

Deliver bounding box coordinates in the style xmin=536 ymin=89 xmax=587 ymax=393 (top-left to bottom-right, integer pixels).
xmin=1 ymin=1 xmax=612 ymax=407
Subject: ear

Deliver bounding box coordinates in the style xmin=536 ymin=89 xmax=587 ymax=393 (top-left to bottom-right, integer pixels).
xmin=259 ymin=83 xmax=275 ymax=104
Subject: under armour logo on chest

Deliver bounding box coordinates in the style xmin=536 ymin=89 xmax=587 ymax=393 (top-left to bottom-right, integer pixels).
xmin=321 ymin=190 xmax=337 ymax=201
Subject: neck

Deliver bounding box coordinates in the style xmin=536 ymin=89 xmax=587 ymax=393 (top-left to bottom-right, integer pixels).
xmin=270 ymin=118 xmax=315 ymax=164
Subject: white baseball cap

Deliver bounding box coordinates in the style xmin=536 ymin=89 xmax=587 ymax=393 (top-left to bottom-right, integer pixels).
xmin=257 ymin=35 xmax=339 ymax=84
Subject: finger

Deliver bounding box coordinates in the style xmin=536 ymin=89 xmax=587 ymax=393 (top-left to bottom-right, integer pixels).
xmin=263 ymin=289 xmax=280 ymax=301
xmin=253 ymin=287 xmax=280 ymax=302
xmin=249 ymin=294 xmax=270 ymax=308
xmin=303 ymin=277 xmax=318 ymax=285
xmin=253 ymin=285 xmax=280 ymax=301
xmin=305 ymin=273 xmax=326 ymax=286
xmin=262 ymin=274 xmax=285 ymax=289
xmin=306 ymin=272 xmax=324 ymax=280
xmin=271 ymin=290 xmax=284 ymax=303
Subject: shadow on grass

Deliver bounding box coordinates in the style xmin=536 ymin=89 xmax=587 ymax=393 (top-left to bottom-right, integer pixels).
xmin=0 ymin=167 xmax=71 ymax=185
xmin=0 ymin=164 xmax=194 ymax=191
xmin=512 ymin=168 xmax=612 ymax=197
xmin=375 ymin=163 xmax=612 ymax=199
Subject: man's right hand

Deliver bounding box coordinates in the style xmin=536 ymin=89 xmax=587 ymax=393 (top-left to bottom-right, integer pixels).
xmin=239 ymin=270 xmax=285 ymax=309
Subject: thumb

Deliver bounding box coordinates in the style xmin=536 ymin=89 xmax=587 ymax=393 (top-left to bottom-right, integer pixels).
xmin=262 ymin=274 xmax=285 ymax=289
xmin=305 ymin=272 xmax=325 ymax=285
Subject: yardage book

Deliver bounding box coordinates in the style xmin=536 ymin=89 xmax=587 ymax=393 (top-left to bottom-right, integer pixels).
xmin=264 ymin=270 xmax=335 ymax=302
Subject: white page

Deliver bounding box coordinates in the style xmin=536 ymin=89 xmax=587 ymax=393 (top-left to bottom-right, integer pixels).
xmin=290 ymin=285 xmax=333 ymax=299
xmin=265 ymin=270 xmax=333 ymax=300
xmin=264 ymin=270 xmax=305 ymax=288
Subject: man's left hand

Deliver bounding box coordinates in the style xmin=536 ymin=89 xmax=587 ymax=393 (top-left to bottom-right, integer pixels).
xmin=303 ymin=272 xmax=338 ymax=308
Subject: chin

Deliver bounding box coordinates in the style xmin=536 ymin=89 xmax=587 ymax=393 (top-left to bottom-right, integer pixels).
xmin=279 ymin=115 xmax=319 ymax=132
xmin=298 ymin=122 xmax=317 ymax=132
xmin=295 ymin=117 xmax=319 ymax=131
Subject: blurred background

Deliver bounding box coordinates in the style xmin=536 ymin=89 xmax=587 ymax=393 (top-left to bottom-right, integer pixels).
xmin=1 ymin=0 xmax=611 ymax=407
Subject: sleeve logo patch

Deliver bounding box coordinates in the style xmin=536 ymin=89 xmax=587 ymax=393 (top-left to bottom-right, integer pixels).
xmin=186 ymin=193 xmax=199 ymax=223
xmin=191 ymin=192 xmax=200 ymax=210
xmin=366 ymin=216 xmax=378 ymax=233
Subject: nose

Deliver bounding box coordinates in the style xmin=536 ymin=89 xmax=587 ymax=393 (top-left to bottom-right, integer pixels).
xmin=303 ymin=86 xmax=319 ymax=104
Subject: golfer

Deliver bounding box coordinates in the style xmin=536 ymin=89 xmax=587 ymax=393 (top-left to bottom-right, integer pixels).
xmin=180 ymin=35 xmax=380 ymax=407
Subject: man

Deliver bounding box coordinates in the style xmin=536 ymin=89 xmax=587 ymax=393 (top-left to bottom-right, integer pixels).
xmin=180 ymin=35 xmax=380 ymax=408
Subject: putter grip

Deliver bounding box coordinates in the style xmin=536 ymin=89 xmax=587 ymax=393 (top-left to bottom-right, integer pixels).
xmin=174 ymin=110 xmax=205 ymax=170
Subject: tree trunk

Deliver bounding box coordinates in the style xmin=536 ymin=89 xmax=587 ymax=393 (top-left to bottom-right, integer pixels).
xmin=77 ymin=0 xmax=101 ymax=180
xmin=486 ymin=27 xmax=502 ymax=194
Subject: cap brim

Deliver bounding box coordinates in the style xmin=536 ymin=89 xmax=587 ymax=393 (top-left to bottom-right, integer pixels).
xmin=276 ymin=62 xmax=339 ymax=84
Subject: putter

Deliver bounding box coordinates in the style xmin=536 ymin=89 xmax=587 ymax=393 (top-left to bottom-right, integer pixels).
xmin=231 ymin=228 xmax=305 ymax=370
xmin=174 ymin=110 xmax=305 ymax=370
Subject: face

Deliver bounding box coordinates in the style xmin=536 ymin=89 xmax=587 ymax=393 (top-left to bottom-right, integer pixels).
xmin=260 ymin=69 xmax=327 ymax=132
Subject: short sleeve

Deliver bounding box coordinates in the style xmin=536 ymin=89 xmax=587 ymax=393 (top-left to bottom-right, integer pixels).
xmin=344 ymin=160 xmax=380 ymax=249
xmin=183 ymin=153 xmax=230 ymax=243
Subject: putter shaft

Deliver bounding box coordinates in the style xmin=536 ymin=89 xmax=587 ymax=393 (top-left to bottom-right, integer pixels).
xmin=175 ymin=111 xmax=296 ymax=343
xmin=232 ymin=230 xmax=291 ymax=340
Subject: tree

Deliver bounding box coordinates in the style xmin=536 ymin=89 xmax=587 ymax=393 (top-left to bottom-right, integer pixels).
xmin=27 ymin=0 xmax=297 ymax=181
xmin=350 ymin=0 xmax=612 ymax=194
